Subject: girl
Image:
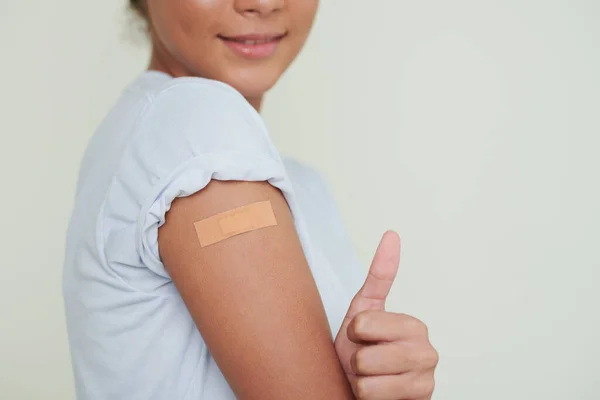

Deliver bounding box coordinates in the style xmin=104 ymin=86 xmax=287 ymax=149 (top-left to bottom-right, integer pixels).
xmin=63 ymin=1 xmax=438 ymax=398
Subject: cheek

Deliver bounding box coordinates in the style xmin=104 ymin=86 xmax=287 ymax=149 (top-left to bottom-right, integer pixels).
xmin=292 ymin=0 xmax=319 ymax=30
xmin=149 ymin=0 xmax=221 ymax=49
xmin=190 ymin=0 xmax=223 ymax=6
xmin=295 ymin=0 xmax=319 ymax=25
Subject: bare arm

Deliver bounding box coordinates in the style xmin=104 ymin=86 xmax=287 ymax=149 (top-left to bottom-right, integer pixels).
xmin=158 ymin=180 xmax=355 ymax=399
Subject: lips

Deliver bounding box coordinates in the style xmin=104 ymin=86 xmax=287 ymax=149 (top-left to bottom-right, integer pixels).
xmin=219 ymin=33 xmax=287 ymax=43
xmin=218 ymin=33 xmax=287 ymax=60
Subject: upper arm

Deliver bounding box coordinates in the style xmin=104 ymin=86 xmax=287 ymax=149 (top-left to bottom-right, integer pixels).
xmin=158 ymin=180 xmax=354 ymax=399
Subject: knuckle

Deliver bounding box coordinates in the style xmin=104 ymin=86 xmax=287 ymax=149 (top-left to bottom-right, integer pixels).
xmin=417 ymin=347 xmax=439 ymax=369
xmin=415 ymin=348 xmax=429 ymax=367
xmin=430 ymin=347 xmax=440 ymax=367
xmin=421 ymin=322 xmax=430 ymax=337
xmin=354 ymin=377 xmax=372 ymax=400
xmin=352 ymin=311 xmax=372 ymax=337
xmin=350 ymin=350 xmax=363 ymax=374
xmin=402 ymin=314 xmax=428 ymax=336
xmin=352 ymin=348 xmax=369 ymax=374
xmin=414 ymin=376 xmax=436 ymax=398
xmin=425 ymin=377 xmax=436 ymax=396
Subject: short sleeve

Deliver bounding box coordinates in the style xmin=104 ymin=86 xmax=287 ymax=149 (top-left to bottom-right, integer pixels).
xmin=101 ymin=78 xmax=296 ymax=292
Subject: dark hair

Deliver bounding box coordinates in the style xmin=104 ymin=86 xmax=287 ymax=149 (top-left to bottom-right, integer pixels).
xmin=130 ymin=0 xmax=146 ymax=18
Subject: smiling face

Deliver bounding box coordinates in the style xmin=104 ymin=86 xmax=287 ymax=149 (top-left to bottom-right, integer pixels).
xmin=143 ymin=0 xmax=319 ymax=107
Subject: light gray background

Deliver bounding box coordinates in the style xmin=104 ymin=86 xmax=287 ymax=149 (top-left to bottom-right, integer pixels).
xmin=1 ymin=1 xmax=598 ymax=399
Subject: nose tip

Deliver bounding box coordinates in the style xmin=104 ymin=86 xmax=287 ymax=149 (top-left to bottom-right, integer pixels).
xmin=235 ymin=0 xmax=284 ymax=16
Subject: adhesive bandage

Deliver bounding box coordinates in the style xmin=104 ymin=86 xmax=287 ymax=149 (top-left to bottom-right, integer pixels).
xmin=193 ymin=200 xmax=277 ymax=247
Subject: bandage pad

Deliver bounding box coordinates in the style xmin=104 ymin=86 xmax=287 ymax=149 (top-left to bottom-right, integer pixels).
xmin=193 ymin=200 xmax=278 ymax=247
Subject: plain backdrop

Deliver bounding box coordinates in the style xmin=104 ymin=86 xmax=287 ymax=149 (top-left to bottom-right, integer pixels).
xmin=1 ymin=1 xmax=599 ymax=399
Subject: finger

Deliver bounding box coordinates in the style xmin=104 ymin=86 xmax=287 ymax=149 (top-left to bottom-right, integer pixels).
xmin=361 ymin=231 xmax=401 ymax=302
xmin=348 ymin=310 xmax=430 ymax=343
xmin=353 ymin=372 xmax=435 ymax=400
xmin=351 ymin=342 xmax=439 ymax=376
xmin=345 ymin=231 xmax=401 ymax=320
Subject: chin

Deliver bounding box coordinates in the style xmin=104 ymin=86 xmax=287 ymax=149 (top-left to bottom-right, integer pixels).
xmin=218 ymin=67 xmax=283 ymax=102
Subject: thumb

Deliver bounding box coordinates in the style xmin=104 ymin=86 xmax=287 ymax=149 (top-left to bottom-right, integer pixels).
xmin=345 ymin=231 xmax=401 ymax=320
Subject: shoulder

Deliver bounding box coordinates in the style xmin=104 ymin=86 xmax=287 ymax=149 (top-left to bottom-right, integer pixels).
xmin=146 ymin=76 xmax=260 ymax=124
xmin=128 ymin=71 xmax=254 ymax=113
xmin=96 ymin=74 xmax=281 ymax=203
xmin=112 ymin=72 xmax=271 ymax=154
xmin=147 ymin=75 xmax=265 ymax=132
xmin=128 ymin=76 xmax=277 ymax=170
xmin=98 ymin=75 xmax=289 ymax=290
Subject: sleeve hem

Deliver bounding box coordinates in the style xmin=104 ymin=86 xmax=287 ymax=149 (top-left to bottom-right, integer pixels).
xmin=136 ymin=151 xmax=291 ymax=279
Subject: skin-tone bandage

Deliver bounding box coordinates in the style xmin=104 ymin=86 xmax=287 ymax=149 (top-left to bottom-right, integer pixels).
xmin=193 ymin=200 xmax=278 ymax=247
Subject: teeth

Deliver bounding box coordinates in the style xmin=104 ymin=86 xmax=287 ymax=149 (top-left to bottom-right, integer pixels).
xmin=238 ymin=39 xmax=271 ymax=45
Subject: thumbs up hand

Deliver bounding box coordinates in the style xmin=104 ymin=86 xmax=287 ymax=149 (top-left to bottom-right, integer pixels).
xmin=334 ymin=231 xmax=438 ymax=400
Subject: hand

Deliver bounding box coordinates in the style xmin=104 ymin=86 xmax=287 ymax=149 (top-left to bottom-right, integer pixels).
xmin=334 ymin=231 xmax=438 ymax=400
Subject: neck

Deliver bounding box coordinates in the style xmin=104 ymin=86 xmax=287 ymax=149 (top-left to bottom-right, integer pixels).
xmin=245 ymin=96 xmax=263 ymax=111
xmin=148 ymin=48 xmax=263 ymax=112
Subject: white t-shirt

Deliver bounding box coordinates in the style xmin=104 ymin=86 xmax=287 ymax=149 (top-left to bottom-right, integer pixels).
xmin=63 ymin=71 xmax=365 ymax=399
